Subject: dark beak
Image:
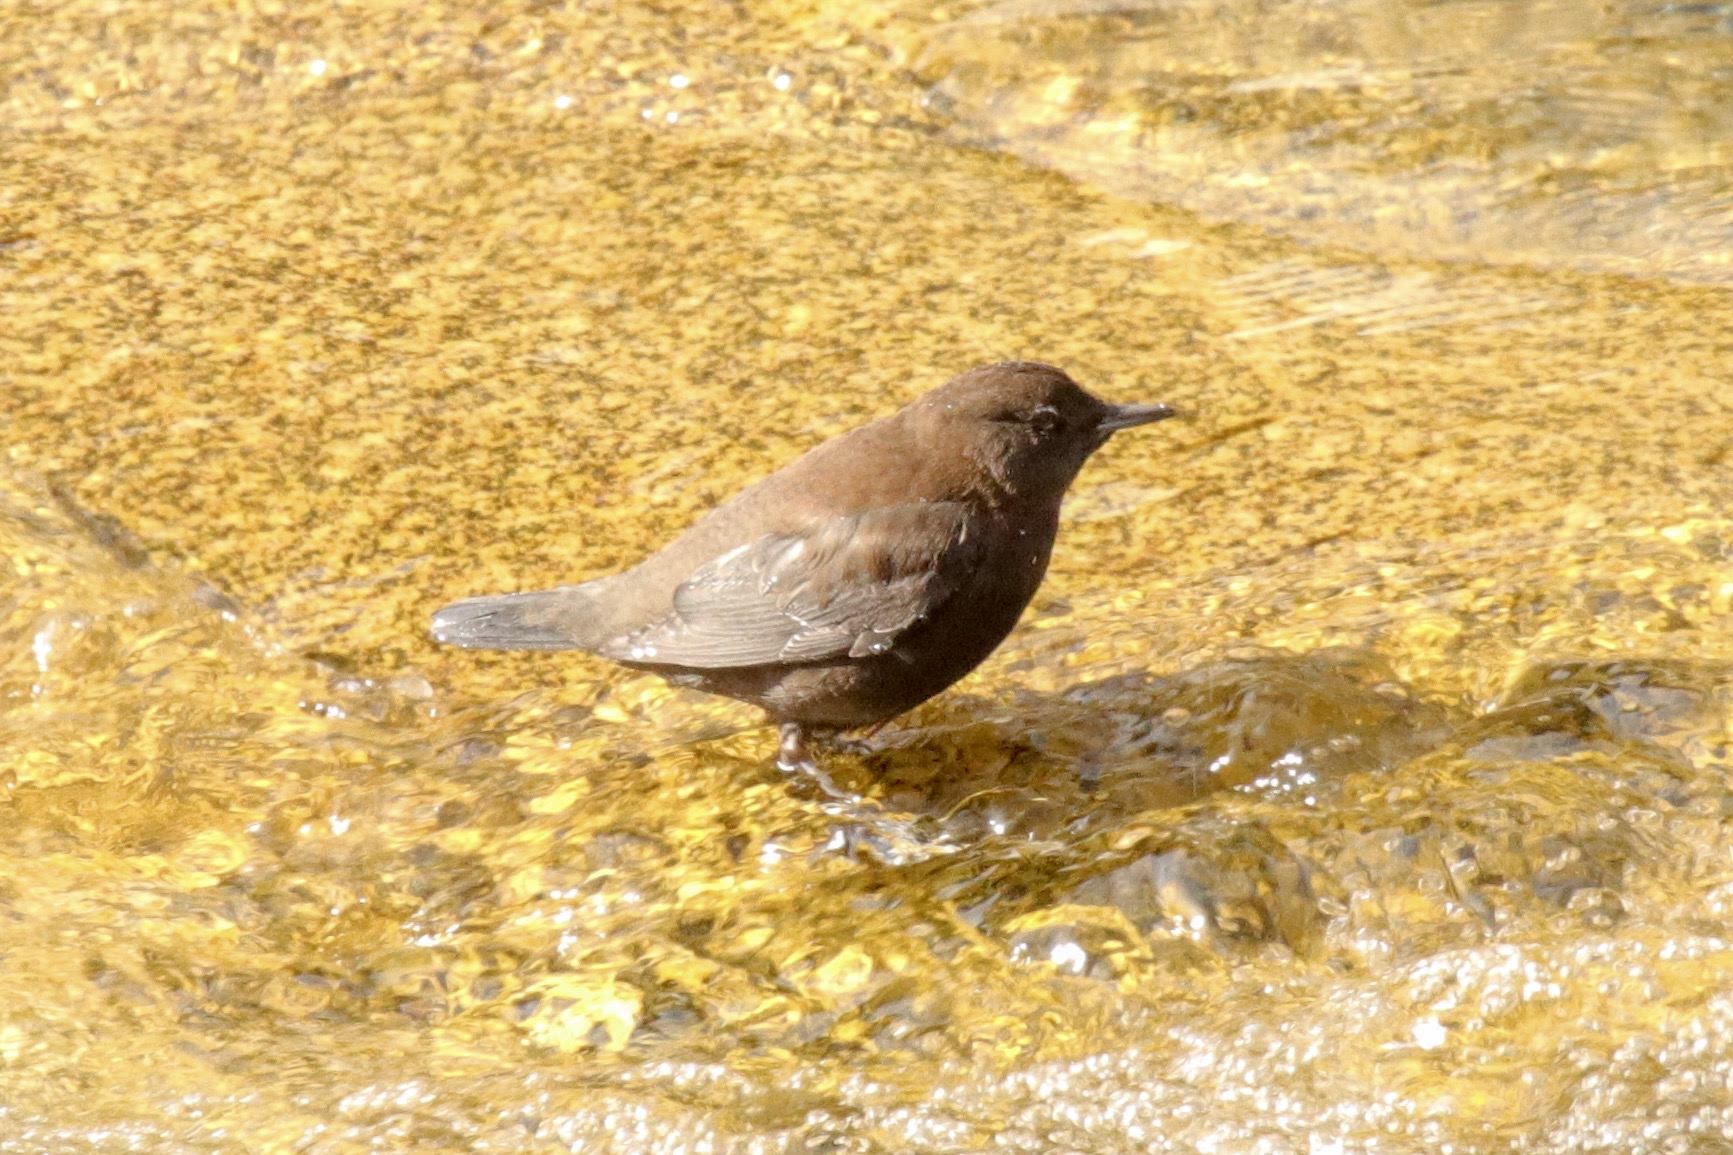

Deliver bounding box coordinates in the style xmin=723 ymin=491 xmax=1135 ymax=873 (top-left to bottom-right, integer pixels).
xmin=1097 ymin=402 xmax=1176 ymax=434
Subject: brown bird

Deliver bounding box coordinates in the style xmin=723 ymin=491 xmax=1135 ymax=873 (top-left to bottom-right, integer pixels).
xmin=432 ymin=361 xmax=1174 ymax=767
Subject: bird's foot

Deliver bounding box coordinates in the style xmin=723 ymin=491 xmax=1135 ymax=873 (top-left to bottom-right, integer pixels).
xmin=776 ymin=723 xmax=853 ymax=801
xmin=774 ymin=723 xmax=956 ymax=865
xmin=831 ymin=718 xmax=893 ymax=758
xmin=778 ymin=723 xmax=880 ymax=766
xmin=794 ymin=722 xmax=893 ymax=767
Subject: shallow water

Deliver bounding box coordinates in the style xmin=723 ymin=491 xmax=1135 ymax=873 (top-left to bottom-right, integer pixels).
xmin=3 ymin=0 xmax=1733 ymax=1152
xmin=902 ymin=0 xmax=1733 ymax=285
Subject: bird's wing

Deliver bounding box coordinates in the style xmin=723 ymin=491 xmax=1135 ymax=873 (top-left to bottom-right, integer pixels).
xmin=598 ymin=501 xmax=980 ymax=669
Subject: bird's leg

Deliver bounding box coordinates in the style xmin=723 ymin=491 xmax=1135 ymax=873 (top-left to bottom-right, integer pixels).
xmin=775 ymin=723 xmax=956 ymax=865
xmin=776 ymin=722 xmax=811 ymax=772
xmin=776 ymin=722 xmax=855 ymax=802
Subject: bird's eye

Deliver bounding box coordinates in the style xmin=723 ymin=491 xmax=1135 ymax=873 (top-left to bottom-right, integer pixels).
xmin=1029 ymin=407 xmax=1062 ymax=436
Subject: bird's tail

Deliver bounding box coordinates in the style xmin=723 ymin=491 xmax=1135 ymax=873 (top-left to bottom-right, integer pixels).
xmin=430 ymin=587 xmax=594 ymax=651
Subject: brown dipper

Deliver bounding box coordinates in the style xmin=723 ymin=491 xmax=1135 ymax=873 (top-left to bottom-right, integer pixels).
xmin=432 ymin=361 xmax=1174 ymax=766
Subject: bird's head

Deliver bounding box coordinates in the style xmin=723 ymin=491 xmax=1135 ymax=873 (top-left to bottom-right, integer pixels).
xmin=908 ymin=361 xmax=1175 ymax=501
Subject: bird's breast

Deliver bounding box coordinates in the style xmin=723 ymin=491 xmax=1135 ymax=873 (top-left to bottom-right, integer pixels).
xmin=946 ymin=505 xmax=1060 ymax=633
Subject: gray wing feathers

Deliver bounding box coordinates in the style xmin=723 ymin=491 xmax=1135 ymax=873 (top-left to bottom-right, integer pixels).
xmin=600 ymin=503 xmax=975 ymax=670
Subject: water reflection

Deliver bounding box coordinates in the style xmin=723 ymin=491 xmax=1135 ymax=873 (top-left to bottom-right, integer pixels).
xmin=911 ymin=0 xmax=1733 ymax=282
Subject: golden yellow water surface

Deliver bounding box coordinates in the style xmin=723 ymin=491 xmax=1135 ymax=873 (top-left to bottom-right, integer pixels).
xmin=4 ymin=0 xmax=1733 ymax=1150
